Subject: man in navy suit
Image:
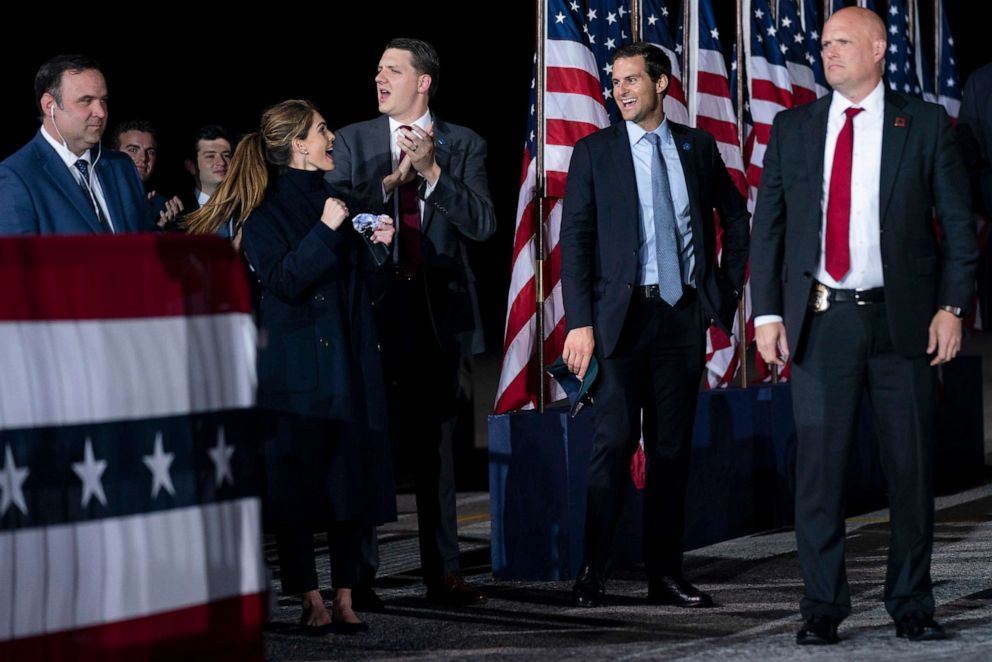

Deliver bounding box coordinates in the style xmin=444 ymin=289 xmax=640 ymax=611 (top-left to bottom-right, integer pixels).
xmin=560 ymin=42 xmax=749 ymax=609
xmin=751 ymin=7 xmax=976 ymax=644
xmin=326 ymin=37 xmax=495 ymax=607
xmin=0 ymin=54 xmax=152 ymax=235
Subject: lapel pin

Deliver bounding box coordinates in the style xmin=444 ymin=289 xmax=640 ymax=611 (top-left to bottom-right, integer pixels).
xmin=682 ymin=142 xmax=691 ymax=151
xmin=436 ymin=136 xmax=447 ymax=146
xmin=894 ymin=116 xmax=906 ymax=128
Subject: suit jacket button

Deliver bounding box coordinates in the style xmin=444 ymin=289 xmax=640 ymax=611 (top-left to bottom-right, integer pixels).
xmin=376 ymin=342 xmax=382 ymax=351
xmin=314 ymin=293 xmax=325 ymax=302
xmin=627 ymin=283 xmax=633 ymax=289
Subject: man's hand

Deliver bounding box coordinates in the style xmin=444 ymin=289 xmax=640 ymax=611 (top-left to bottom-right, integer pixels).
xmin=153 ymin=194 xmax=184 ymax=228
xmin=755 ymin=322 xmax=790 ymax=367
xmin=382 ymin=153 xmax=416 ymax=195
xmin=562 ymin=326 xmax=595 ymax=379
xmin=397 ymin=123 xmax=441 ymax=186
xmin=927 ymin=309 xmax=963 ymax=365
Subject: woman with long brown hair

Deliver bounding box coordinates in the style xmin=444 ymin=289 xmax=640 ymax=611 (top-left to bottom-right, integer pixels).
xmin=187 ymin=100 xmax=396 ymax=634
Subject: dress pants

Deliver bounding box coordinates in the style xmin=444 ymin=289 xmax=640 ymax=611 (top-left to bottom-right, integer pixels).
xmin=583 ymin=289 xmax=706 ymax=582
xmin=791 ymin=300 xmax=935 ymax=622
xmin=276 ymin=523 xmax=368 ymax=594
xmin=384 ymin=275 xmax=463 ymax=581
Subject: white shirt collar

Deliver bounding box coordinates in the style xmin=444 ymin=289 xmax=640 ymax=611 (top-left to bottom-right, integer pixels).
xmin=39 ymin=126 xmax=94 ymax=169
xmin=388 ymin=109 xmax=432 ymax=136
xmin=829 ymin=80 xmax=885 ymax=120
xmin=196 ymin=189 xmax=211 ymax=206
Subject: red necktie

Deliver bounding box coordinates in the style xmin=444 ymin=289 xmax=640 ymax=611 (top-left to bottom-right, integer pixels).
xmin=397 ymin=125 xmax=422 ymax=273
xmin=824 ymin=106 xmax=864 ymax=281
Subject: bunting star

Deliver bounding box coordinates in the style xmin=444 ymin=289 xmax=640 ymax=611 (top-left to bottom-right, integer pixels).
xmin=143 ymin=432 xmax=175 ymax=499
xmin=555 ymin=11 xmax=565 ymax=24
xmin=73 ymin=438 xmax=107 ymax=508
xmin=647 ymin=14 xmax=658 ymax=26
xmin=606 ymin=11 xmax=617 ymax=25
xmin=570 ymin=1 xmax=579 ymax=12
xmin=587 ymin=8 xmax=597 ymax=21
xmin=0 ymin=445 xmax=29 ymax=517
xmin=209 ymin=426 xmax=235 ymax=488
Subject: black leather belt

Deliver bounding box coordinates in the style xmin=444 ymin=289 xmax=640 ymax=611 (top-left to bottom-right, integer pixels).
xmin=635 ymin=284 xmax=662 ymax=299
xmin=809 ymin=282 xmax=884 ymax=312
xmin=634 ymin=284 xmax=696 ymax=301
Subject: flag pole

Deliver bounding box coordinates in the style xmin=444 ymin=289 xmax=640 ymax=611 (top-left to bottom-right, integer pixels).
xmin=736 ymin=0 xmax=748 ymax=389
xmin=934 ymin=0 xmax=941 ymax=97
xmin=536 ymin=0 xmax=547 ymax=413
xmin=684 ymin=0 xmax=692 ymax=121
xmin=824 ymin=0 xmax=831 ymax=19
xmin=632 ymin=0 xmax=641 ymax=41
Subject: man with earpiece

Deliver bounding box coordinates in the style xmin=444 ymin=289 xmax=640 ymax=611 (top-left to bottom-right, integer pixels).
xmin=0 ymin=54 xmax=152 ymax=235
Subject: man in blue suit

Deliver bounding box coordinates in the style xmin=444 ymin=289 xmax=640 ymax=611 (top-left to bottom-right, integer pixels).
xmin=0 ymin=54 xmax=151 ymax=235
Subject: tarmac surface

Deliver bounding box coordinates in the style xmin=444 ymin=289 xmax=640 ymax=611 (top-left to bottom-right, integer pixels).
xmin=264 ymin=479 xmax=992 ymax=660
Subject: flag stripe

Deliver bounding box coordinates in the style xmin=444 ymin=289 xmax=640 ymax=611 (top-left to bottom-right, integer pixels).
xmin=0 ymin=314 xmax=256 ymax=431
xmin=0 ymin=235 xmax=252 ymax=321
xmin=0 ymin=593 xmax=265 ymax=662
xmin=0 ymin=498 xmax=265 ymax=641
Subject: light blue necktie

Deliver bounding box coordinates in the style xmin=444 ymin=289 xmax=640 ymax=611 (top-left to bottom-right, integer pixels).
xmin=644 ymin=132 xmax=682 ymax=306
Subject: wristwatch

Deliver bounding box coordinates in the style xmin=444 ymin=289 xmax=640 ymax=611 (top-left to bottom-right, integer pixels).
xmin=940 ymin=305 xmax=964 ymax=318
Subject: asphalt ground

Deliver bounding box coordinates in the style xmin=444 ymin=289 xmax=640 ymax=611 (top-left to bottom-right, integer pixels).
xmin=264 ymin=479 xmax=992 ymax=661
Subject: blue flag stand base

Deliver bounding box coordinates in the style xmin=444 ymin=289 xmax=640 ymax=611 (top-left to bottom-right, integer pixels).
xmin=488 ymin=357 xmax=985 ymax=581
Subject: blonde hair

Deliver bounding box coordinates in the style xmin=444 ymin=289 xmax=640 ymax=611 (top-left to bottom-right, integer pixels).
xmin=183 ymin=99 xmax=318 ymax=235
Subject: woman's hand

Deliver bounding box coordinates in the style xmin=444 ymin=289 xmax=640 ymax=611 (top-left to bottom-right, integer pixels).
xmin=321 ymin=197 xmax=349 ymax=230
xmin=373 ymin=215 xmax=395 ymax=246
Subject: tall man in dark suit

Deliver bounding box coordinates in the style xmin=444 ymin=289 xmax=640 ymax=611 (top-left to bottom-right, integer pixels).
xmin=750 ymin=7 xmax=977 ymax=645
xmin=326 ymin=37 xmax=495 ymax=606
xmin=0 ymin=54 xmax=152 ymax=235
xmin=560 ymin=42 xmax=749 ymax=609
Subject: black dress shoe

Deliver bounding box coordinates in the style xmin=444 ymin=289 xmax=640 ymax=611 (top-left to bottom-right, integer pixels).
xmin=426 ymin=573 xmax=488 ymax=606
xmin=299 ymin=606 xmax=335 ymax=637
xmin=896 ymin=611 xmax=947 ymax=641
xmin=350 ymin=586 xmax=385 ymax=612
xmin=796 ymin=614 xmax=840 ymax=645
xmin=572 ymin=564 xmax=605 ymax=608
xmin=331 ymin=618 xmax=369 ymax=635
xmin=646 ymin=575 xmax=714 ymax=608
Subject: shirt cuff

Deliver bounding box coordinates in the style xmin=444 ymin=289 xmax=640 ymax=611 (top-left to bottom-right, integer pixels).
xmin=754 ymin=314 xmax=784 ymax=328
xmin=422 ymin=172 xmax=439 ymax=199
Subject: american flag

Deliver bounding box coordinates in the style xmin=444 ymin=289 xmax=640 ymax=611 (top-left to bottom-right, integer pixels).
xmin=689 ymin=0 xmax=749 ymax=388
xmin=912 ymin=0 xmax=937 ymax=103
xmin=495 ymin=0 xmax=610 ymax=413
xmin=801 ymin=0 xmax=830 ymax=95
xmin=642 ymin=0 xmax=690 ymax=125
xmin=884 ymin=0 xmax=925 ymax=97
xmin=587 ymin=0 xmax=632 ymax=124
xmin=744 ymin=0 xmax=793 ymax=208
xmin=777 ymin=0 xmax=819 ymax=105
xmin=936 ymin=0 xmax=961 ymax=119
xmin=0 ymin=235 xmax=264 ymax=660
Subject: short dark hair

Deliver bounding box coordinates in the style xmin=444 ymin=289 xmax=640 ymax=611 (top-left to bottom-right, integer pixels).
xmin=110 ymin=119 xmax=157 ymax=150
xmin=386 ymin=37 xmax=440 ymax=98
xmin=34 ymin=54 xmax=102 ymax=114
xmin=612 ymin=42 xmax=672 ymax=87
xmin=190 ymin=124 xmax=232 ymax=160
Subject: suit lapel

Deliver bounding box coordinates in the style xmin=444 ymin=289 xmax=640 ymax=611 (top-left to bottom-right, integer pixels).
xmin=879 ymin=91 xmax=911 ymax=228
xmin=33 ymin=133 xmax=105 ymax=233
xmin=668 ymin=122 xmax=705 ymax=272
xmin=95 ymin=150 xmax=127 ymax=232
xmin=421 ymin=114 xmax=450 ymax=236
xmin=610 ymin=123 xmax=639 ymax=241
xmin=804 ymin=96 xmax=831 ymax=232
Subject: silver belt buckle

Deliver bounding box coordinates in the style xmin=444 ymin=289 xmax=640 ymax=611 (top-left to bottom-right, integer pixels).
xmin=811 ymin=283 xmax=830 ymax=313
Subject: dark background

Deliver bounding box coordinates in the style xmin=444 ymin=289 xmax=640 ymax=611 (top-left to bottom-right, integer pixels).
xmin=1 ymin=1 xmax=988 ymax=354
